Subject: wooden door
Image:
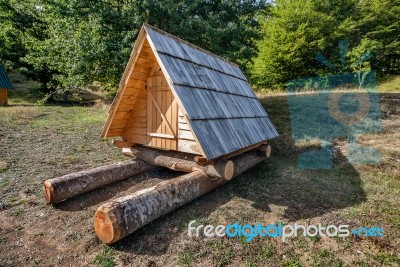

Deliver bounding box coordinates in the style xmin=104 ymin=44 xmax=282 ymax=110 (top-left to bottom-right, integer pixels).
xmin=146 ymin=75 xmax=178 ymax=150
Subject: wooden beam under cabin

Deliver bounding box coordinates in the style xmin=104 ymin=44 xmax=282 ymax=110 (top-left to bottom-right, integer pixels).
xmin=112 ymin=140 xmax=136 ymax=148
xmin=221 ymin=140 xmax=268 ymax=160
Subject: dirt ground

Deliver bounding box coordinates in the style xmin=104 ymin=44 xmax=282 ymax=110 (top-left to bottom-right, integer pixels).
xmin=0 ymin=87 xmax=399 ymax=266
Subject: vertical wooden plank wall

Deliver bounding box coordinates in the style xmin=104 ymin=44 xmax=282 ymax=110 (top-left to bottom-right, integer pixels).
xmin=0 ymin=89 xmax=7 ymax=106
xmin=107 ymin=39 xmax=155 ymax=138
xmin=121 ymin=87 xmax=148 ymax=144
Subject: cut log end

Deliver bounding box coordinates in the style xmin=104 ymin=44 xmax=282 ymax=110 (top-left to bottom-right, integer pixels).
xmin=43 ymin=180 xmax=54 ymax=204
xmin=257 ymin=144 xmax=272 ymax=158
xmin=122 ymin=147 xmax=138 ymax=158
xmin=94 ymin=208 xmax=120 ymax=244
xmin=224 ymin=160 xmax=234 ymax=180
xmin=194 ymin=156 xmax=211 ymax=166
xmin=266 ymin=145 xmax=272 ymax=158
xmin=127 ymin=145 xmax=240 ymax=180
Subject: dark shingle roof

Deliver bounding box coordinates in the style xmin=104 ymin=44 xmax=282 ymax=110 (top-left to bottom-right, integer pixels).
xmin=145 ymin=25 xmax=279 ymax=159
xmin=0 ymin=65 xmax=13 ymax=89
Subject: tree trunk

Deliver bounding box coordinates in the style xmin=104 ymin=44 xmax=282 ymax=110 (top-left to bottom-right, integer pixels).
xmin=94 ymin=149 xmax=266 ymax=244
xmin=62 ymin=90 xmax=69 ymax=103
xmin=45 ymin=86 xmax=56 ymax=103
xmin=44 ymin=159 xmax=156 ymax=204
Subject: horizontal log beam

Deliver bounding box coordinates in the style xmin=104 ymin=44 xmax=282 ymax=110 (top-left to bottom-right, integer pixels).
xmin=43 ymin=159 xmax=156 ymax=204
xmin=122 ymin=145 xmax=234 ymax=180
xmin=94 ymin=149 xmax=267 ymax=244
xmin=112 ymin=139 xmax=135 ymax=148
xmin=257 ymin=144 xmax=272 ymax=158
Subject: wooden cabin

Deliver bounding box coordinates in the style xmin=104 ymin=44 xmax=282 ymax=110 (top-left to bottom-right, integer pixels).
xmin=0 ymin=65 xmax=12 ymax=106
xmin=102 ymin=24 xmax=278 ymax=160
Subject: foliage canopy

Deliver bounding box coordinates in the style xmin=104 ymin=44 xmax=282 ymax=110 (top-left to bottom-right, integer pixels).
xmin=0 ymin=0 xmax=398 ymax=94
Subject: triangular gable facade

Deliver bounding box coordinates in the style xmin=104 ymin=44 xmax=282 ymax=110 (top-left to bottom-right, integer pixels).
xmin=102 ymin=24 xmax=278 ymax=160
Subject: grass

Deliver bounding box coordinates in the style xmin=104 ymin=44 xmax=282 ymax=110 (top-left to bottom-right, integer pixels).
xmin=92 ymin=247 xmax=116 ymax=267
xmin=177 ymin=248 xmax=195 ymax=266
xmin=208 ymin=239 xmax=235 ymax=267
xmin=311 ymin=248 xmax=343 ymax=267
xmin=282 ymin=259 xmax=303 ymax=267
xmin=0 ymin=74 xmax=399 ymax=266
xmin=375 ymin=252 xmax=400 ymax=266
xmin=7 ymin=72 xmax=109 ymax=105
xmin=6 ymin=72 xmax=42 ymax=105
xmin=11 ymin=207 xmax=24 ymax=216
xmin=378 ymin=76 xmax=400 ymax=92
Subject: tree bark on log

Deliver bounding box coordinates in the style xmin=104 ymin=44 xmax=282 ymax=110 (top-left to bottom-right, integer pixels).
xmin=94 ymin=150 xmax=266 ymax=244
xmin=257 ymin=144 xmax=272 ymax=158
xmin=122 ymin=146 xmax=235 ymax=180
xmin=44 ymin=159 xmax=156 ymax=204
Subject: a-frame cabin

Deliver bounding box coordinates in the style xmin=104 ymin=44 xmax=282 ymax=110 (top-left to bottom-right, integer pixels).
xmin=101 ymin=24 xmax=278 ymax=160
xmin=0 ymin=65 xmax=12 ymax=106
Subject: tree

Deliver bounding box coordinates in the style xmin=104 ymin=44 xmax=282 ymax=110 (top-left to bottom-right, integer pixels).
xmin=0 ymin=0 xmax=55 ymax=96
xmin=20 ymin=0 xmax=139 ymax=98
xmin=1 ymin=0 xmax=265 ymax=99
xmin=341 ymin=0 xmax=400 ymax=75
xmin=250 ymin=0 xmax=359 ymax=89
xmin=135 ymin=0 xmax=265 ymax=72
xmin=251 ymin=0 xmax=400 ymax=89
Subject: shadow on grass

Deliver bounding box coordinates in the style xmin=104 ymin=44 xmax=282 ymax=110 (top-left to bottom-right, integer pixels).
xmin=109 ymin=93 xmax=367 ymax=257
xmin=6 ymin=99 xmax=110 ymax=107
xmin=47 ymin=92 xmax=398 ymax=259
xmin=7 ymin=71 xmax=112 ymax=107
xmin=111 ymin=159 xmax=364 ymax=257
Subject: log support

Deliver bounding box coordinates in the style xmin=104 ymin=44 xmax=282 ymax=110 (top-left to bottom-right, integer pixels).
xmin=94 ymin=149 xmax=267 ymax=243
xmin=194 ymin=156 xmax=211 ymax=165
xmin=257 ymin=144 xmax=272 ymax=158
xmin=42 ymin=142 xmax=271 ymax=244
xmin=112 ymin=139 xmax=135 ymax=148
xmin=123 ymin=146 xmax=236 ymax=180
xmin=43 ymin=159 xmax=156 ymax=204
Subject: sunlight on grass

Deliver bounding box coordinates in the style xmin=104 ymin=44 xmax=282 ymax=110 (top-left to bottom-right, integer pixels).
xmin=378 ymin=76 xmax=400 ymax=93
xmin=0 ymin=106 xmax=40 ymax=124
xmin=92 ymin=247 xmax=116 ymax=267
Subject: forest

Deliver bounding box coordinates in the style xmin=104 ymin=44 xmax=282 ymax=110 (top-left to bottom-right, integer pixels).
xmin=0 ymin=0 xmax=399 ymax=97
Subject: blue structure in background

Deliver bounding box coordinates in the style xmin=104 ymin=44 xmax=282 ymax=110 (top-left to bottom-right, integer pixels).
xmin=0 ymin=64 xmax=13 ymax=90
xmin=286 ymin=41 xmax=381 ymax=169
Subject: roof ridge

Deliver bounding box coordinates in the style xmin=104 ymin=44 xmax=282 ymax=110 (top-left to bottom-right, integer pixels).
xmin=142 ymin=23 xmax=240 ymax=68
